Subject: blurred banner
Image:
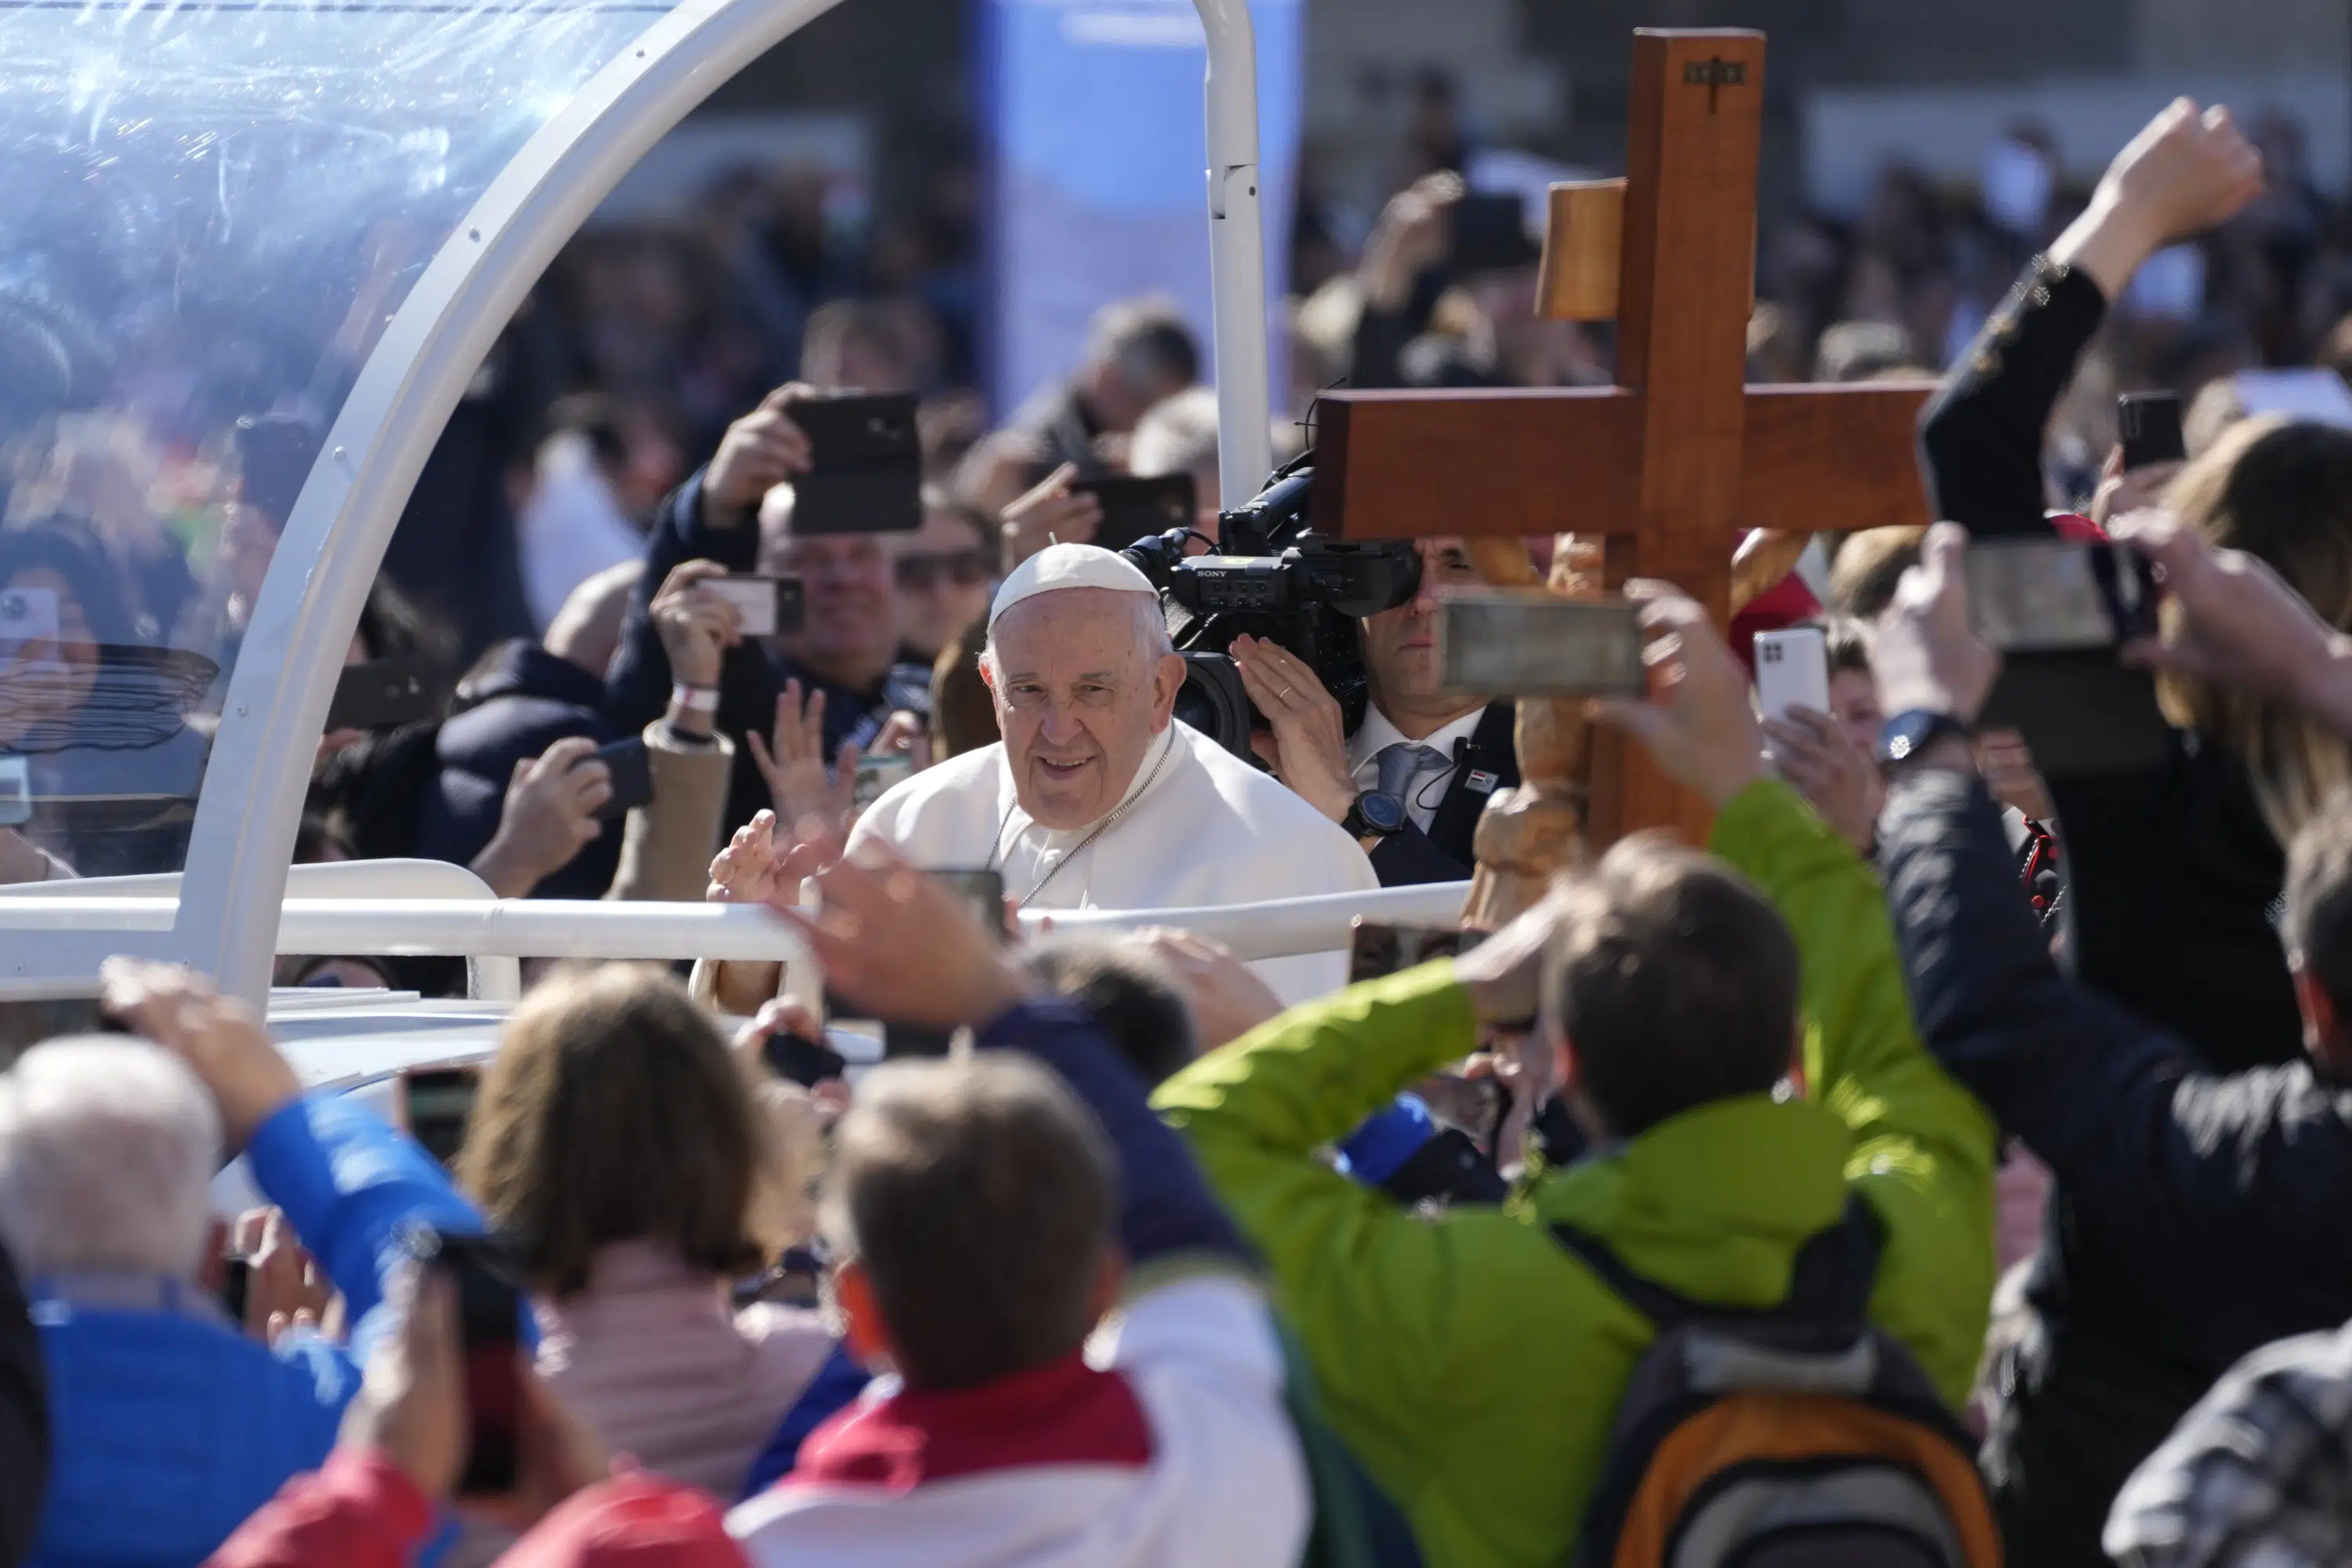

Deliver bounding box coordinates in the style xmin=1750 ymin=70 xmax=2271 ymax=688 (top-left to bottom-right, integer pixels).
xmin=979 ymin=0 xmax=1302 ymax=419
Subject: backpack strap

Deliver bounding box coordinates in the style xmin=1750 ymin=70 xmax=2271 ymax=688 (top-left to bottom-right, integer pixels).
xmin=1550 ymin=1195 xmax=1885 ymax=1329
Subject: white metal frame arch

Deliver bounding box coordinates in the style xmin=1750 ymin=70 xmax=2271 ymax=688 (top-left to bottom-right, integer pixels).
xmin=143 ymin=0 xmax=1275 ymax=1002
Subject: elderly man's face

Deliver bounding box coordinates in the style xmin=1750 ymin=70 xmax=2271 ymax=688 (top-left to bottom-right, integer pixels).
xmin=758 ymin=488 xmax=901 ymax=675
xmin=984 ymin=589 xmax=1183 ymax=829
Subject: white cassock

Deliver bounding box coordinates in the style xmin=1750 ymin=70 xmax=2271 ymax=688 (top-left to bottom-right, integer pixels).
xmin=848 ymin=720 xmax=1379 ymax=1004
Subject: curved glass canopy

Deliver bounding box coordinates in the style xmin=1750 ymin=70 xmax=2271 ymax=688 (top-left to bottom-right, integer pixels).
xmin=0 ymin=0 xmax=1272 ymax=1000
xmin=0 ymin=0 xmax=668 ymax=878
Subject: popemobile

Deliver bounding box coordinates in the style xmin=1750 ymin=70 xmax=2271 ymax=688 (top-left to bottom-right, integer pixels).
xmin=0 ymin=0 xmax=1459 ymax=1194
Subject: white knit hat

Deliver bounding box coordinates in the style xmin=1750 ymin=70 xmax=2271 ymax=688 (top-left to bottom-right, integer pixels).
xmin=987 ymin=542 xmax=1158 ymax=630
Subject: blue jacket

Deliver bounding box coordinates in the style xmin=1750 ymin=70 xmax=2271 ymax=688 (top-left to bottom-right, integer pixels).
xmin=25 ymin=1094 xmax=481 ymax=1567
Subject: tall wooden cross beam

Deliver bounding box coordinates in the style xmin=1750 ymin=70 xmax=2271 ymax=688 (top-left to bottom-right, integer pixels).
xmin=1312 ymin=29 xmax=1936 ymax=923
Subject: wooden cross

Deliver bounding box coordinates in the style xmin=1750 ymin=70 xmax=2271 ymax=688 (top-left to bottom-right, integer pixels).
xmin=1310 ymin=28 xmax=1936 ymax=925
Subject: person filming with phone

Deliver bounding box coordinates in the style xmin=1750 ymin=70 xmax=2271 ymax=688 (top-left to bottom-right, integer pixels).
xmin=1229 ymin=536 xmax=1519 ymax=887
xmin=607 ymin=383 xmax=935 ymax=838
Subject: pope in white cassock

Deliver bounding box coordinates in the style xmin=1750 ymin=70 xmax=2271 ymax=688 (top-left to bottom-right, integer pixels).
xmin=848 ymin=543 xmax=1379 ymax=1003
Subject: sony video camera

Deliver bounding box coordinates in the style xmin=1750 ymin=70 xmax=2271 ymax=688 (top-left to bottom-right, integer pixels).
xmin=1120 ymin=453 xmax=1421 ymax=762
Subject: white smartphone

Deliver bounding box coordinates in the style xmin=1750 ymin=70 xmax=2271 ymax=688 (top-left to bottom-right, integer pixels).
xmin=706 ymin=575 xmax=804 ymax=640
xmin=0 ymin=587 xmax=59 ymax=648
xmin=1753 ymin=627 xmax=1830 ymax=721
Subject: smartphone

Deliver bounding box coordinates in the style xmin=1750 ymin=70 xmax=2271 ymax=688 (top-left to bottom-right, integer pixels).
xmin=851 ymin=751 xmax=914 ymax=813
xmin=0 ymin=757 xmax=28 ymax=829
xmin=400 ymin=1066 xmax=479 ymax=1169
xmin=1753 ymin=627 xmax=1831 ymax=721
xmin=1965 ymin=537 xmax=2161 ymax=654
xmin=580 ymin=735 xmax=654 ymax=823
xmin=788 ymin=393 xmax=923 ymax=535
xmin=1970 ymin=536 xmax=2172 ymax=775
xmin=2117 ymin=390 xmax=2186 ymax=471
xmin=410 ymin=1229 xmax=523 ymax=1498
xmin=1073 ymin=474 xmax=1198 ymax=554
xmin=763 ymin=1030 xmax=848 ymax=1087
xmin=326 ymin=655 xmax=441 ymax=731
xmin=708 ymin=575 xmax=806 ymax=640
xmin=0 ymin=586 xmax=59 ymax=648
xmin=1349 ymin=921 xmax=1486 ymax=985
xmin=1450 ymin=192 xmax=1540 ymax=276
xmin=1436 ymin=591 xmax=1646 ymax=699
xmin=881 ymin=868 xmax=1007 ymax=1059
xmin=0 ymin=983 xmax=117 ymax=1069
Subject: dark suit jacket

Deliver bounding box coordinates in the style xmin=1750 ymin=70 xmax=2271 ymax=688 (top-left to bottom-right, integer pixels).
xmin=1365 ymin=701 xmax=1518 ymax=887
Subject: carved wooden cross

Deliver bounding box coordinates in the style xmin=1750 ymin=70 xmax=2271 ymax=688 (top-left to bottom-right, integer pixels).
xmin=1311 ymin=28 xmax=1936 ymax=925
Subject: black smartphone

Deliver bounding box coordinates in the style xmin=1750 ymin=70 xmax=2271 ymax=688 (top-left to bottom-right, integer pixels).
xmin=1449 ymin=192 xmax=1540 ymax=276
xmin=2118 ymin=390 xmax=2187 ymax=471
xmin=1073 ymin=474 xmax=1198 ymax=554
xmin=217 ymin=1254 xmax=252 ymax=1324
xmin=326 ymin=655 xmax=442 ymax=731
xmin=708 ymin=575 xmax=806 ymax=639
xmin=1348 ymin=922 xmax=1486 ymax=985
xmin=581 ymin=735 xmax=654 ymax=823
xmin=401 ymin=1066 xmax=479 ymax=1169
xmin=412 ymin=1230 xmax=523 ymax=1498
xmin=883 ymin=868 xmax=1007 ymax=1059
xmin=763 ymin=1030 xmax=848 ymax=1087
xmin=0 ymin=985 xmax=118 ymax=1069
xmin=789 ymin=393 xmax=922 ymax=535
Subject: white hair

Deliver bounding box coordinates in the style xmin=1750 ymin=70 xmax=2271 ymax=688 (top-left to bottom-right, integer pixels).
xmin=0 ymin=1036 xmax=220 ymax=1279
xmin=979 ymin=591 xmax=1172 ymax=683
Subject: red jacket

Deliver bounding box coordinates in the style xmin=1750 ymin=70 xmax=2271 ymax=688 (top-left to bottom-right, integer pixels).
xmin=205 ymin=1449 xmax=745 ymax=1568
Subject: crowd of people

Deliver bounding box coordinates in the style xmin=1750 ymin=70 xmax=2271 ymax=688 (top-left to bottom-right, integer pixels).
xmin=15 ymin=61 xmax=2352 ymax=1568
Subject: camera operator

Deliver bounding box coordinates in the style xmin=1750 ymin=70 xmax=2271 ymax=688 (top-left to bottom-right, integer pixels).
xmin=1231 ymin=537 xmax=1515 ymax=885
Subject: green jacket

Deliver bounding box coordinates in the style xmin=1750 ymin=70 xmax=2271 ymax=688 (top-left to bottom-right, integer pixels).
xmin=1154 ymin=779 xmax=1997 ymax=1568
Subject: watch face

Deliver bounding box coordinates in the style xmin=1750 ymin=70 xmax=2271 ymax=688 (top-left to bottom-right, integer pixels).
xmin=1880 ymin=711 xmax=1953 ymax=764
xmin=1359 ymin=789 xmax=1408 ymax=834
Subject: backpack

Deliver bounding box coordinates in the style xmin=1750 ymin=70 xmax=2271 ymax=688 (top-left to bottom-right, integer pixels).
xmin=1553 ymin=1196 xmax=2001 ymax=1568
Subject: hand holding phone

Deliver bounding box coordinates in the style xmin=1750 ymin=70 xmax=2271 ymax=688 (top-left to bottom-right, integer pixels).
xmin=881 ymin=869 xmax=1007 ymax=1059
xmin=405 ymin=1229 xmax=525 ymax=1498
xmin=2118 ymin=390 xmax=2186 ymax=471
xmin=706 ymin=575 xmax=806 ymax=640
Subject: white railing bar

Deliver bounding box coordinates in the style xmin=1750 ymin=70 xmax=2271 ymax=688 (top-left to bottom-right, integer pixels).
xmin=0 ymin=883 xmax=1473 ymax=967
xmin=0 ymin=858 xmax=501 ymax=903
xmin=1017 ymin=882 xmax=1472 ymax=960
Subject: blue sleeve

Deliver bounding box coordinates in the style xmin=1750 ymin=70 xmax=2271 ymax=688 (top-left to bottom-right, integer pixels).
xmin=975 ymin=998 xmax=1252 ymax=1271
xmin=245 ymin=1094 xmax=488 ymax=1363
xmin=1334 ymin=1097 xmax=1437 ymax=1187
xmin=736 ymin=1342 xmax=869 ymax=1500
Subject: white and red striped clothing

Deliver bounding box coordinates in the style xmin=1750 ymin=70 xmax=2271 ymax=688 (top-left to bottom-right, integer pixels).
xmin=727 ymin=1273 xmax=1308 ymax=1568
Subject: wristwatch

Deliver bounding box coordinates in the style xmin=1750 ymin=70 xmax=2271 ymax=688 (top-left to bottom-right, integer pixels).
xmin=1878 ymin=710 xmax=1973 ymax=768
xmin=1341 ymin=789 xmax=1409 ymax=840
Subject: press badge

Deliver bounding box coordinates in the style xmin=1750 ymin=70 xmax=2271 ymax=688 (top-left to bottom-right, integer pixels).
xmin=1466 ymin=770 xmax=1501 ymax=795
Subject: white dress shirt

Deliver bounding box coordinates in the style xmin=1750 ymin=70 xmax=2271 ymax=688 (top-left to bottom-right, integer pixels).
xmin=1346 ymin=704 xmax=1489 ymax=835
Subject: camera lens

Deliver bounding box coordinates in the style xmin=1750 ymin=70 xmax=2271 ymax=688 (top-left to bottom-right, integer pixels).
xmin=1173 ymin=654 xmax=1257 ymax=762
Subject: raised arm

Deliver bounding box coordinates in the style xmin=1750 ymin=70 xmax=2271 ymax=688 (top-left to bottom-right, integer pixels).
xmin=98 ymin=961 xmax=482 ymax=1363
xmin=1918 ymin=100 xmax=2262 ymax=537
xmin=1596 ymin=584 xmax=1995 ymax=1403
